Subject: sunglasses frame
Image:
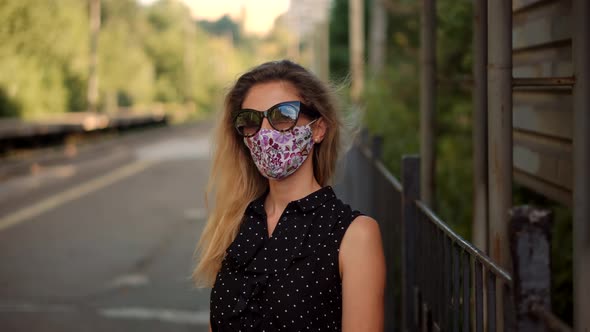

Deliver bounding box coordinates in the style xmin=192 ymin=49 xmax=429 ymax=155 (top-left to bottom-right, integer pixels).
xmin=233 ymin=100 xmax=321 ymax=137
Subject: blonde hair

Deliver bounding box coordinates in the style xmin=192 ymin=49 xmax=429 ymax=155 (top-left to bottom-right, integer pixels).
xmin=192 ymin=60 xmax=344 ymax=288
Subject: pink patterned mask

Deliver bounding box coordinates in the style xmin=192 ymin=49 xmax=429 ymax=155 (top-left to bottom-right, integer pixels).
xmin=244 ymin=119 xmax=317 ymax=180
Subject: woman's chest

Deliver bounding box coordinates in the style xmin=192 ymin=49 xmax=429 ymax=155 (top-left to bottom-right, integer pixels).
xmin=211 ymin=245 xmax=343 ymax=320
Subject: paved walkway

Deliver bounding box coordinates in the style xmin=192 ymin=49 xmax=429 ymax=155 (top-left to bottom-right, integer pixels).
xmin=0 ymin=122 xmax=212 ymax=331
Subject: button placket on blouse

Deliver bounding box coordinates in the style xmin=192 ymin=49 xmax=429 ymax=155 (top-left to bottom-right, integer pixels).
xmin=213 ymin=186 xmax=355 ymax=332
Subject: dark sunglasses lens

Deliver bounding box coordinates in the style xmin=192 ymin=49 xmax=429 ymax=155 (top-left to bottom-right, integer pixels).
xmin=269 ymin=103 xmax=298 ymax=131
xmin=235 ymin=111 xmax=262 ymax=136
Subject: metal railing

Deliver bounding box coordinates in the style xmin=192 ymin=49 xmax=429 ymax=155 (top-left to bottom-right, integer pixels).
xmin=335 ymin=138 xmax=515 ymax=331
xmin=412 ymin=197 xmax=514 ymax=331
xmin=335 ymin=137 xmax=402 ymax=332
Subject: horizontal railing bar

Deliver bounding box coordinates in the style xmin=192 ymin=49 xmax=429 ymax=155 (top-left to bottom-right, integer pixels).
xmin=358 ymin=143 xmax=377 ymax=160
xmin=513 ymin=77 xmax=575 ymax=87
xmin=512 ymin=86 xmax=573 ymax=94
xmin=415 ymin=200 xmax=513 ymax=283
xmin=357 ymin=143 xmax=403 ymax=192
xmin=512 ymin=38 xmax=571 ymax=55
xmin=512 ymin=0 xmax=558 ymax=16
xmin=375 ymin=160 xmax=403 ymax=192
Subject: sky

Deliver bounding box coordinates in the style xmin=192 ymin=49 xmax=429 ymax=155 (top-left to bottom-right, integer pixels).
xmin=138 ymin=0 xmax=291 ymax=35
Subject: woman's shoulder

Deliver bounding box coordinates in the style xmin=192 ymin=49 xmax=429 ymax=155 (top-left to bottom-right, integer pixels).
xmin=327 ymin=194 xmax=379 ymax=239
xmin=338 ymin=214 xmax=383 ymax=270
xmin=343 ymin=215 xmax=380 ymax=241
xmin=330 ymin=190 xmax=381 ymax=250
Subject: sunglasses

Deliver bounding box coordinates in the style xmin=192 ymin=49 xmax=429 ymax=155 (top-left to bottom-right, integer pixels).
xmin=233 ymin=100 xmax=321 ymax=137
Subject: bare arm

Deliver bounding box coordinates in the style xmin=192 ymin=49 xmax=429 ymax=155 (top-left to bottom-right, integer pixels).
xmin=209 ymin=324 xmax=212 ymax=332
xmin=339 ymin=216 xmax=386 ymax=332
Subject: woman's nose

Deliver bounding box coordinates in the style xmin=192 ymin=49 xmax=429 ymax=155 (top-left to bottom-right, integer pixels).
xmin=260 ymin=117 xmax=272 ymax=130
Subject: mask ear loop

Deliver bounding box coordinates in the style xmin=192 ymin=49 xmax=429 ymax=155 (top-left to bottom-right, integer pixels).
xmin=307 ymin=117 xmax=321 ymax=142
xmin=311 ymin=118 xmax=322 ymax=177
xmin=307 ymin=117 xmax=323 ymax=158
xmin=299 ymin=117 xmax=320 ymax=157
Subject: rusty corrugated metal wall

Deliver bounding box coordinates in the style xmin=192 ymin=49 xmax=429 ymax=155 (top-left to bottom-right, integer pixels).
xmin=512 ymin=0 xmax=573 ymax=205
xmin=511 ymin=1 xmax=588 ymax=331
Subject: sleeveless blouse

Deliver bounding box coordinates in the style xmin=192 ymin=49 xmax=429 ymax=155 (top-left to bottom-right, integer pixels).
xmin=209 ymin=186 xmax=363 ymax=332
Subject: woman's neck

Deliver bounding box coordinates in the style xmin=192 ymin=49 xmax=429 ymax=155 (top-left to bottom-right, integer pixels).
xmin=264 ymin=164 xmax=321 ymax=218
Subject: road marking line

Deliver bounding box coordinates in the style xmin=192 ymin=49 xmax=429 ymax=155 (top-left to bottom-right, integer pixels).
xmin=183 ymin=207 xmax=208 ymax=220
xmin=106 ymin=273 xmax=150 ymax=289
xmin=99 ymin=307 xmax=210 ymax=325
xmin=0 ymin=303 xmax=75 ymax=313
xmin=135 ymin=136 xmax=211 ymax=161
xmin=0 ymin=303 xmax=210 ymax=326
xmin=0 ymin=160 xmax=154 ymax=232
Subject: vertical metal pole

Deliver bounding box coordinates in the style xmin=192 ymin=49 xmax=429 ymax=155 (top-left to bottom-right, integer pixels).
xmin=462 ymin=253 xmax=471 ymax=332
xmin=369 ymin=0 xmax=387 ymax=76
xmin=402 ymin=155 xmax=420 ymax=332
xmin=487 ymin=0 xmax=512 ymax=272
xmin=487 ymin=272 xmax=497 ymax=332
xmin=87 ymin=0 xmax=101 ymax=113
xmin=443 ymin=236 xmax=451 ymax=330
xmin=472 ymin=0 xmax=489 ymax=253
xmin=475 ymin=260 xmax=484 ymax=332
xmin=572 ymin=1 xmax=590 ymax=331
xmin=488 ymin=1 xmax=512 ymax=329
xmin=452 ymin=245 xmax=460 ymax=331
xmin=349 ymin=0 xmax=365 ymax=103
xmin=420 ymin=0 xmax=437 ymax=208
xmin=319 ymin=19 xmax=330 ymax=82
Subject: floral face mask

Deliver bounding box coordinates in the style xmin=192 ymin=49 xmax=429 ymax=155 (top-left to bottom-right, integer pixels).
xmin=244 ymin=119 xmax=318 ymax=180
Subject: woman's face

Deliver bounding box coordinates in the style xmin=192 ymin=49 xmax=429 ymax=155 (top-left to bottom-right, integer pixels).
xmin=241 ymin=81 xmax=315 ymax=130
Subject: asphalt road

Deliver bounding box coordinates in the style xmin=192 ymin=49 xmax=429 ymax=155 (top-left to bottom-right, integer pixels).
xmin=0 ymin=122 xmax=212 ymax=331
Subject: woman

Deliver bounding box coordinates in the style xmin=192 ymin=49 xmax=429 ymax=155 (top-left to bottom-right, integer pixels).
xmin=193 ymin=60 xmax=385 ymax=332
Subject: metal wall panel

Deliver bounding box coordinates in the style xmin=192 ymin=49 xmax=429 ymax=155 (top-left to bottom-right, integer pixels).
xmin=513 ymin=90 xmax=572 ymax=139
xmin=513 ymin=130 xmax=572 ymax=190
xmin=513 ymin=42 xmax=572 ymax=77
xmin=513 ymin=0 xmax=571 ymax=50
xmin=511 ymin=0 xmax=574 ymax=203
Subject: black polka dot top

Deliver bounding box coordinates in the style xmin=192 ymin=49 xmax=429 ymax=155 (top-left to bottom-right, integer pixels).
xmin=209 ymin=186 xmax=363 ymax=332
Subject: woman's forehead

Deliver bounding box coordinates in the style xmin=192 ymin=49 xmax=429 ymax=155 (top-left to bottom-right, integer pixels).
xmin=242 ymin=81 xmax=301 ymax=111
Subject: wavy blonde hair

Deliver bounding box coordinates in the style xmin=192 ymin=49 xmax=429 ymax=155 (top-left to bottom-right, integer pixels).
xmin=192 ymin=60 xmax=344 ymax=288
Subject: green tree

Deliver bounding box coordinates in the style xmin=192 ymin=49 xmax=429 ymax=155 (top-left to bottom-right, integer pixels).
xmin=0 ymin=0 xmax=88 ymax=118
xmin=0 ymin=0 xmax=293 ymax=120
xmin=198 ymin=14 xmax=241 ymax=44
xmin=99 ymin=0 xmax=155 ymax=111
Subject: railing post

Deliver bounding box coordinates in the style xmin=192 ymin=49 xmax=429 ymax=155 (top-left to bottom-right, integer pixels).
xmin=370 ymin=135 xmax=383 ymax=218
xmin=402 ymin=155 xmax=420 ymax=331
xmin=509 ymin=206 xmax=552 ymax=332
xmin=356 ymin=128 xmax=371 ymax=213
xmin=371 ymin=135 xmax=383 ymax=160
xmin=360 ymin=127 xmax=370 ymax=148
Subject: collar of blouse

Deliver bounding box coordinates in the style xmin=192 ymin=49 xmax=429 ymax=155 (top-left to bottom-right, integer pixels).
xmin=224 ymin=185 xmax=340 ymax=274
